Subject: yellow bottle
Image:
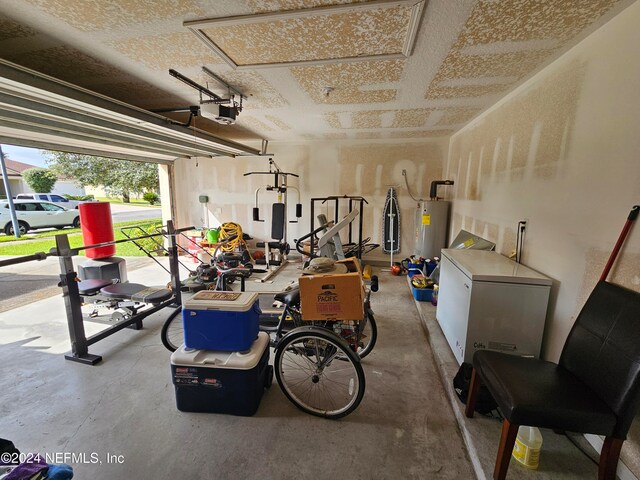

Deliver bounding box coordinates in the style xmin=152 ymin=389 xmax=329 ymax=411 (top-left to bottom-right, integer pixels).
xmin=512 ymin=426 xmax=543 ymax=469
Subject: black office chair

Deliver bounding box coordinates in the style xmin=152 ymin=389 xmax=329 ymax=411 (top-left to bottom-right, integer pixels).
xmin=465 ymin=280 xmax=640 ymax=480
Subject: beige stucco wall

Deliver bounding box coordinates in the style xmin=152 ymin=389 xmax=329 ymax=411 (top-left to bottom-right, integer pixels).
xmin=446 ymin=0 xmax=640 ymax=361
xmin=170 ymin=137 xmax=449 ymax=263
xmin=445 ymin=2 xmax=640 ymax=473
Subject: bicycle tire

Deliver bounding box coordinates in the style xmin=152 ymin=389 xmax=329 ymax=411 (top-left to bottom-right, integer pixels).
xmin=287 ymin=302 xmax=377 ymax=359
xmin=356 ymin=310 xmax=378 ymax=359
xmin=161 ymin=306 xmax=183 ymax=352
xmin=274 ymin=326 xmax=365 ymax=419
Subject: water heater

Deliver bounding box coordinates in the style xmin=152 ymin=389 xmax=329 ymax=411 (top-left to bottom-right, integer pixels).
xmin=414 ymin=180 xmax=454 ymax=259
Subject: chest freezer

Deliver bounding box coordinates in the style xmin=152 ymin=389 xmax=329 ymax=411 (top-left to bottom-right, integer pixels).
xmin=436 ymin=249 xmax=552 ymax=365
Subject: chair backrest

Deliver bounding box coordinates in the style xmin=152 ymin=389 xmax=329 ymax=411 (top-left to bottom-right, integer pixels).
xmin=560 ymin=281 xmax=640 ymax=438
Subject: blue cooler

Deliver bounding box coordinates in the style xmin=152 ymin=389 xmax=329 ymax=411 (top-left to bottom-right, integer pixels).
xmin=182 ymin=291 xmax=260 ymax=351
xmin=170 ymin=332 xmax=272 ymax=416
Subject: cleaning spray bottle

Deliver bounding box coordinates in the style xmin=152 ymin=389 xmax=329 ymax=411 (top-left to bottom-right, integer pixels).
xmin=512 ymin=426 xmax=543 ymax=469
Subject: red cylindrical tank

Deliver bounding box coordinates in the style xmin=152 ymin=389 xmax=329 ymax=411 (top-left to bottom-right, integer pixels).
xmin=79 ymin=202 xmax=115 ymax=259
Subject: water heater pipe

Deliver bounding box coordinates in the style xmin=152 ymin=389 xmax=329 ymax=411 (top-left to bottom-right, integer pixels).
xmin=429 ymin=180 xmax=454 ymax=200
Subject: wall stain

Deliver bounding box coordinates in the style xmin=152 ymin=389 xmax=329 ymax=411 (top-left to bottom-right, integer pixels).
xmin=448 ymin=59 xmax=587 ymax=202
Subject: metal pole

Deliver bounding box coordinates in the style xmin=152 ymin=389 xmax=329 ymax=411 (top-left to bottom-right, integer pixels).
xmin=166 ymin=220 xmax=182 ymax=306
xmin=56 ymin=233 xmax=102 ymax=365
xmin=0 ymin=145 xmax=21 ymax=238
xmin=600 ymin=205 xmax=639 ymax=282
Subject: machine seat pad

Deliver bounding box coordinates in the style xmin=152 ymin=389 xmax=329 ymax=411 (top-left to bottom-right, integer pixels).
xmin=78 ymin=279 xmax=113 ymax=295
xmin=274 ymin=287 xmax=300 ymax=306
xmin=100 ymin=283 xmax=172 ymax=304
xmin=473 ymin=350 xmax=617 ymax=436
xmin=131 ymin=287 xmax=172 ymax=304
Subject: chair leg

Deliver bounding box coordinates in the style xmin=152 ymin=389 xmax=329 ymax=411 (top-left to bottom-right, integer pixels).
xmin=494 ymin=419 xmax=519 ymax=480
xmin=598 ymin=436 xmax=623 ymax=480
xmin=465 ymin=367 xmax=481 ymax=418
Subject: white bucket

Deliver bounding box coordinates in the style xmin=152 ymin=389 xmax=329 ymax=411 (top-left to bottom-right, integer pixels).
xmin=512 ymin=426 xmax=543 ymax=469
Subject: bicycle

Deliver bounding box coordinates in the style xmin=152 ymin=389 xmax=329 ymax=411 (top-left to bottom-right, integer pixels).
xmin=161 ymin=277 xmax=378 ymax=359
xmin=160 ymin=253 xmax=378 ymax=418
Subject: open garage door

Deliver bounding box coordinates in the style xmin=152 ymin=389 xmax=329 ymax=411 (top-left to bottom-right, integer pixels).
xmin=0 ymin=59 xmax=261 ymax=163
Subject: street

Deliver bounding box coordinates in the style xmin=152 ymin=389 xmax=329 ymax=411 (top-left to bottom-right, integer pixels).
xmin=112 ymin=207 xmax=161 ymax=223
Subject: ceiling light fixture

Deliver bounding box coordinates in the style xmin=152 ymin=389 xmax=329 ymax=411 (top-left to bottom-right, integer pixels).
xmin=322 ymin=86 xmax=334 ymax=97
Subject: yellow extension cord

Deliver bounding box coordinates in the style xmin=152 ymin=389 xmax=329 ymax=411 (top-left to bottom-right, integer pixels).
xmin=218 ymin=222 xmax=253 ymax=260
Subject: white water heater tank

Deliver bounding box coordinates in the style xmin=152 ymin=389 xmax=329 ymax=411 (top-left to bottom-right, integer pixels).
xmin=414 ymin=200 xmax=450 ymax=259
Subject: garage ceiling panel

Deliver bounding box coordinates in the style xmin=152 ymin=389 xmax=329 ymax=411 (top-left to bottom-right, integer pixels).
xmin=186 ymin=1 xmax=424 ymax=68
xmin=197 ymin=5 xmax=410 ymax=66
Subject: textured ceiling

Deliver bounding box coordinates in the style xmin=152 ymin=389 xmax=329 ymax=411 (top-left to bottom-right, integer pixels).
xmin=0 ymin=0 xmax=634 ymax=144
xmin=195 ymin=4 xmax=412 ymax=66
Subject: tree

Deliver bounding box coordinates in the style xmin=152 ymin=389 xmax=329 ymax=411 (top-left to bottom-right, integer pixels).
xmin=44 ymin=152 xmax=159 ymax=203
xmin=22 ymin=168 xmax=57 ymax=193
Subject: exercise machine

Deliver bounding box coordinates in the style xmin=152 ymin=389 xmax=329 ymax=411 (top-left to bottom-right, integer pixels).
xmin=308 ymin=195 xmax=375 ymax=260
xmin=245 ymin=159 xmax=301 ymax=268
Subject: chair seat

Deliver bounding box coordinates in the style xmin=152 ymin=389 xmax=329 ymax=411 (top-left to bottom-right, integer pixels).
xmin=274 ymin=287 xmax=300 ymax=306
xmin=474 ymin=350 xmax=617 ymax=436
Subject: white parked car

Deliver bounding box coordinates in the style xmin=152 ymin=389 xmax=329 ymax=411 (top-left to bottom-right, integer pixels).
xmin=0 ymin=200 xmax=81 ymax=235
xmin=15 ymin=193 xmax=84 ymax=209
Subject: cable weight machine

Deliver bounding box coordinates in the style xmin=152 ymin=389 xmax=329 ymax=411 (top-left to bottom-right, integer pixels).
xmin=245 ymin=159 xmax=302 ymax=267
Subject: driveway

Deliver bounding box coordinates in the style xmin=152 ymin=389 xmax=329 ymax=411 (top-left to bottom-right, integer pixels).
xmin=107 ymin=203 xmax=162 ymax=223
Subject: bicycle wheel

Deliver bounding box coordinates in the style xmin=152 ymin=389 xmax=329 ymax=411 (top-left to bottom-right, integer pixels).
xmin=161 ymin=306 xmax=183 ymax=352
xmin=274 ymin=326 xmax=365 ymax=419
xmin=355 ymin=310 xmax=377 ymax=359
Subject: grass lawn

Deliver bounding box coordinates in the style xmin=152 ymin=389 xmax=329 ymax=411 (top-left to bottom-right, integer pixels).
xmin=0 ymin=218 xmax=163 ymax=257
xmin=95 ymin=197 xmax=160 ymax=208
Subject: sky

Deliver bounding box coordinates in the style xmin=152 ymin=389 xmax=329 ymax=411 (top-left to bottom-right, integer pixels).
xmin=0 ymin=145 xmax=48 ymax=168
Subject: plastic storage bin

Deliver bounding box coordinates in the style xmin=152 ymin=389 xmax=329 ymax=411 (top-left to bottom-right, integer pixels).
xmin=407 ymin=261 xmax=425 ymax=278
xmin=412 ymin=285 xmax=433 ymax=302
xmin=182 ymin=291 xmax=260 ymax=351
xmin=170 ymin=332 xmax=271 ymax=416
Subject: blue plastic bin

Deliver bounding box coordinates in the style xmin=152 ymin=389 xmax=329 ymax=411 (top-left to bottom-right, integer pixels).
xmin=411 ymin=285 xmax=433 ymax=302
xmin=407 ymin=262 xmax=425 ymax=278
xmin=182 ymin=291 xmax=261 ymax=351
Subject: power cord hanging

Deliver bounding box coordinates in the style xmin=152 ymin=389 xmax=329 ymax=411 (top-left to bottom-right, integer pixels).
xmin=402 ymin=169 xmax=423 ymax=202
xmin=192 ymin=115 xmax=198 ymax=168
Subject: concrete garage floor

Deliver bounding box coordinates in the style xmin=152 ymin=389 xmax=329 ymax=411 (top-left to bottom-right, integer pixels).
xmin=0 ymin=259 xmax=474 ymax=479
xmin=0 ymin=257 xmax=608 ymax=479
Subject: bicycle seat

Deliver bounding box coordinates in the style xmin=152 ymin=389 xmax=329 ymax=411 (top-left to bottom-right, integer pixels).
xmin=274 ymin=287 xmax=300 ymax=306
xmin=78 ymin=279 xmax=113 ymax=295
xmin=100 ymin=283 xmax=172 ymax=304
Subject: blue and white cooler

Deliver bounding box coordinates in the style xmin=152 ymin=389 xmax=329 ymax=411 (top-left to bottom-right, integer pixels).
xmin=182 ymin=291 xmax=261 ymax=351
xmin=170 ymin=332 xmax=272 ymax=416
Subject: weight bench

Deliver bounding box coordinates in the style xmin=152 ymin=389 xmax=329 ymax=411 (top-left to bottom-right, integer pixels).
xmin=78 ymin=279 xmax=173 ymax=325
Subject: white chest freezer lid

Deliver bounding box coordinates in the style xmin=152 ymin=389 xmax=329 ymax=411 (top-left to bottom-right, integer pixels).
xmin=441 ymin=249 xmax=552 ymax=286
xmin=183 ymin=291 xmax=259 ymax=311
xmin=171 ymin=332 xmax=268 ymax=369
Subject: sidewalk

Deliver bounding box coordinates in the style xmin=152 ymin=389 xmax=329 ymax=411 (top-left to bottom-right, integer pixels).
xmin=0 ymin=255 xmax=163 ymax=313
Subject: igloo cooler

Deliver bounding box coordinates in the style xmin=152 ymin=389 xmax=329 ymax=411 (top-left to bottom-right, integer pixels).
xmin=182 ymin=291 xmax=261 ymax=351
xmin=170 ymin=332 xmax=272 ymax=416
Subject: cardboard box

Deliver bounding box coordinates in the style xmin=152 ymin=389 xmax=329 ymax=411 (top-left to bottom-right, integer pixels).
xmin=336 ymin=257 xmax=363 ymax=275
xmin=299 ymin=270 xmax=364 ymax=321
